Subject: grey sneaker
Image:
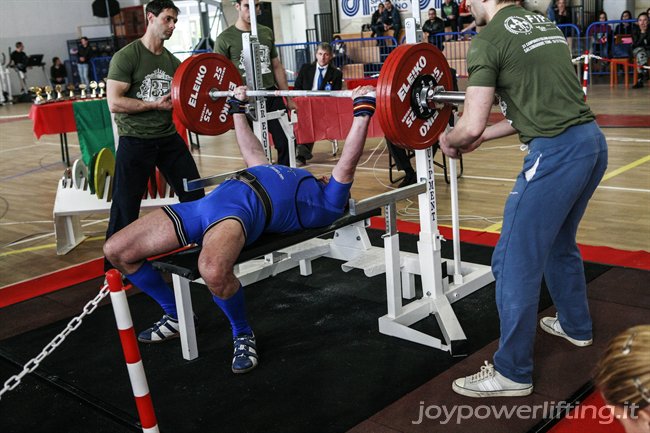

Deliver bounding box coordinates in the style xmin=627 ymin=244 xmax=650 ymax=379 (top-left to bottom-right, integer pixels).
xmin=452 ymin=361 xmax=533 ymax=398
xmin=540 ymin=314 xmax=592 ymax=347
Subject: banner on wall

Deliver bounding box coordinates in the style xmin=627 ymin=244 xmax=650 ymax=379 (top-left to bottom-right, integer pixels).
xmin=339 ymin=0 xmax=440 ymax=19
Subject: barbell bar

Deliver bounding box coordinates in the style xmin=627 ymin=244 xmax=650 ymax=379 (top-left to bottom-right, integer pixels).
xmin=171 ymin=43 xmax=465 ymax=149
xmin=207 ymin=87 xmax=465 ymax=105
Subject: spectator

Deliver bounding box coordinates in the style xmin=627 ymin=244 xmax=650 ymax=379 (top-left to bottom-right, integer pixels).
xmin=379 ymin=0 xmax=402 ymax=44
xmin=50 ymin=57 xmax=67 ymax=87
xmin=615 ymin=10 xmax=635 ymax=35
xmin=77 ymin=36 xmax=94 ymax=87
xmin=554 ymin=0 xmax=573 ymax=37
xmin=631 ymin=12 xmax=649 ymax=88
xmin=9 ymin=42 xmax=28 ymax=93
xmin=593 ymin=325 xmax=650 ymax=433
xmin=293 ymin=42 xmax=343 ymax=165
xmin=332 ymin=35 xmax=353 ymax=68
xmin=554 ymin=0 xmax=571 ymax=25
xmin=612 ymin=10 xmax=635 ymax=59
xmin=215 ymin=0 xmax=297 ymax=166
xmin=591 ymin=11 xmax=613 ymax=59
xmin=458 ymin=0 xmax=475 ymax=32
xmin=422 ymin=8 xmax=446 ymax=51
xmin=370 ymin=3 xmax=385 ymax=37
xmin=441 ymin=0 xmax=459 ymax=36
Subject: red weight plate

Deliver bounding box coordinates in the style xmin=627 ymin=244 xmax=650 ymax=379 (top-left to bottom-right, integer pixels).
xmin=377 ymin=43 xmax=453 ymax=150
xmin=171 ymin=53 xmax=243 ymax=136
xmin=377 ymin=46 xmax=403 ymax=148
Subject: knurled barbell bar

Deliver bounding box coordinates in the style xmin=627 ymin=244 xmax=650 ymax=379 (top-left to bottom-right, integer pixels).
xmin=171 ymin=43 xmax=465 ymax=150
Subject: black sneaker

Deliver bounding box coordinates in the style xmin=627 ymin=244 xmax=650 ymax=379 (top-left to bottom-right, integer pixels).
xmin=632 ymin=81 xmax=644 ymax=89
xmin=296 ymin=155 xmax=307 ymax=166
xmin=296 ymin=144 xmax=313 ymax=161
xmin=397 ymin=171 xmax=417 ymax=188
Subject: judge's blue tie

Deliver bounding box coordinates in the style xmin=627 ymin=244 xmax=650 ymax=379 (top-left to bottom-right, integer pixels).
xmin=317 ymin=67 xmax=325 ymax=90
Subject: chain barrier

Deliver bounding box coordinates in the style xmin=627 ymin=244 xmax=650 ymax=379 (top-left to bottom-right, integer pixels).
xmin=0 ymin=284 xmax=110 ymax=400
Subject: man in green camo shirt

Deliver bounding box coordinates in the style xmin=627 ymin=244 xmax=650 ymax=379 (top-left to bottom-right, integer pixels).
xmin=440 ymin=0 xmax=608 ymax=398
xmin=215 ymin=0 xmax=296 ymax=166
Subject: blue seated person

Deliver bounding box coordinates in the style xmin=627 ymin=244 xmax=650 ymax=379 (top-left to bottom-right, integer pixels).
xmin=103 ymin=85 xmax=376 ymax=374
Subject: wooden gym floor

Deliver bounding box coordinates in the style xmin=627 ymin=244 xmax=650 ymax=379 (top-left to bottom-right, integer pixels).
xmin=0 ymin=81 xmax=648 ymax=289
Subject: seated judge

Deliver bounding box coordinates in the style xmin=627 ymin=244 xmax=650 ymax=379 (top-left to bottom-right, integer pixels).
xmin=293 ymin=42 xmax=343 ymax=165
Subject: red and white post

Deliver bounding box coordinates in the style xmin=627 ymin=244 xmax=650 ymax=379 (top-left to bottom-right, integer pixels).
xmin=106 ymin=269 xmax=159 ymax=433
xmin=582 ymin=50 xmax=589 ymax=100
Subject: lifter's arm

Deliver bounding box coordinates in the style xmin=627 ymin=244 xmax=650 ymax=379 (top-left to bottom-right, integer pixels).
xmin=331 ymin=86 xmax=374 ymax=184
xmin=229 ymin=86 xmax=269 ymax=167
xmin=232 ymin=112 xmax=269 ymax=167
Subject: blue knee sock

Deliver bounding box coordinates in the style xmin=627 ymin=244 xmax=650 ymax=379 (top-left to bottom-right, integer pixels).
xmin=212 ymin=286 xmax=252 ymax=338
xmin=126 ymin=261 xmax=177 ymax=319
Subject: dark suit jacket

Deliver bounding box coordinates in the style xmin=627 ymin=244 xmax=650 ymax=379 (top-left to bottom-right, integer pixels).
xmin=294 ymin=63 xmax=343 ymax=91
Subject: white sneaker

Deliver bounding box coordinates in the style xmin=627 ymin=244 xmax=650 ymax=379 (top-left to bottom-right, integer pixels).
xmin=452 ymin=361 xmax=533 ymax=398
xmin=540 ymin=315 xmax=593 ymax=347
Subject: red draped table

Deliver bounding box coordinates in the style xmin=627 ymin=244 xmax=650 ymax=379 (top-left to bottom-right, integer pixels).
xmin=29 ymin=99 xmax=189 ymax=167
xmin=29 ymin=100 xmax=80 ymax=166
xmin=292 ymin=96 xmax=384 ymax=144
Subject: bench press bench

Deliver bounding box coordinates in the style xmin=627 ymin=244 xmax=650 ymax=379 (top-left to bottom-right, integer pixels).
xmin=151 ymin=209 xmax=381 ymax=361
xmin=150 ymin=180 xmax=493 ymax=360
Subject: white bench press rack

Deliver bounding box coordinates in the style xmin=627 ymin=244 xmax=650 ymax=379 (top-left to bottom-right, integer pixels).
xmin=152 ymin=164 xmax=493 ymax=361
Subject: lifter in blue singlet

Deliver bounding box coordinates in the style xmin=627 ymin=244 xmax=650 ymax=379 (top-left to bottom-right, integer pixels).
xmin=104 ymin=85 xmax=376 ymax=374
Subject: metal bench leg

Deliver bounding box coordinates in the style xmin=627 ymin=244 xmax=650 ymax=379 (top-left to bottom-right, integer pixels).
xmin=172 ymin=274 xmax=198 ymax=361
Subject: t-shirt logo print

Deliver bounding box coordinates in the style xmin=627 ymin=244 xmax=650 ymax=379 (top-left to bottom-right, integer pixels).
xmin=237 ymin=45 xmax=272 ymax=77
xmin=504 ymin=16 xmax=534 ymax=35
xmin=137 ymin=68 xmax=172 ymax=102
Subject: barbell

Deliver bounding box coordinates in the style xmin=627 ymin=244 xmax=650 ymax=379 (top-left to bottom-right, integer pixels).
xmin=170 ymin=43 xmax=465 ymax=150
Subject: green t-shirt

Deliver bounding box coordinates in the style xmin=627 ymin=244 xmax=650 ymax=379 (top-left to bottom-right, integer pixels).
xmin=215 ymin=24 xmax=279 ymax=89
xmin=467 ymin=5 xmax=594 ymax=143
xmin=107 ymin=39 xmax=180 ymax=138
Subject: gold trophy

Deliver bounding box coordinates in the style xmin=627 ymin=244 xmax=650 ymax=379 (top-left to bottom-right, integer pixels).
xmin=44 ymin=85 xmax=53 ymax=101
xmin=79 ymin=83 xmax=87 ymax=99
xmin=67 ymin=84 xmax=76 ymax=99
xmin=89 ymin=81 xmax=98 ymax=98
xmin=55 ymin=84 xmax=63 ymax=100
xmin=98 ymin=81 xmax=106 ymax=98
xmin=30 ymin=87 xmax=45 ymax=104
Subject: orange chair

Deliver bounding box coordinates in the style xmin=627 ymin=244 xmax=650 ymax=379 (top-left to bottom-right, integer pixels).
xmin=609 ymin=58 xmax=630 ymax=87
xmin=610 ymin=59 xmax=641 ymax=88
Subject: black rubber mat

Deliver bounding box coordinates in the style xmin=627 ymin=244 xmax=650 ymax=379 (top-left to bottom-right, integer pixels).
xmin=0 ymin=230 xmax=611 ymax=433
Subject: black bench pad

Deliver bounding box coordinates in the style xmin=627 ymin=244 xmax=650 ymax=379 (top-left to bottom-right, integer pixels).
xmin=151 ymin=209 xmax=381 ymax=281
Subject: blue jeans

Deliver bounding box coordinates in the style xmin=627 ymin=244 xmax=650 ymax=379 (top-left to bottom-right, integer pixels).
xmin=77 ymin=63 xmax=90 ymax=86
xmin=492 ymin=121 xmax=608 ymax=384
